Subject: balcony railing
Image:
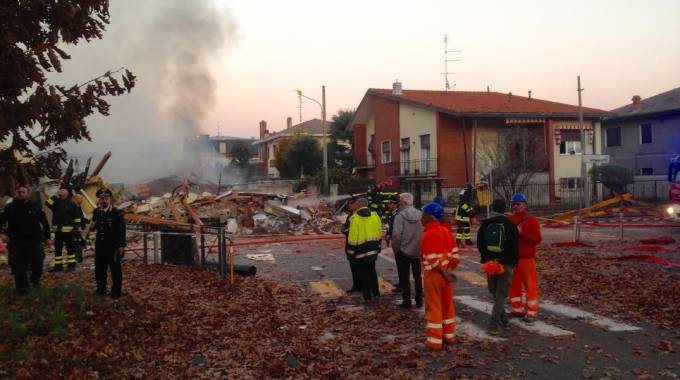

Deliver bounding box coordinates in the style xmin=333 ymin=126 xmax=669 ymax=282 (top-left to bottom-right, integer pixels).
xmin=385 ymin=158 xmax=438 ymax=177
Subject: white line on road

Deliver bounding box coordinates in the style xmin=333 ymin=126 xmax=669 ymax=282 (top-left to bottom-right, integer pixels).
xmin=456 ymin=317 xmax=507 ymax=342
xmin=540 ymin=301 xmax=642 ymax=332
xmin=455 ymin=295 xmax=574 ymax=337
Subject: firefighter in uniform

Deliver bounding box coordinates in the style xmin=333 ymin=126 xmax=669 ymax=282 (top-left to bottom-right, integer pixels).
xmin=90 ymin=188 xmax=126 ymax=299
xmin=346 ymin=198 xmax=382 ymax=302
xmin=73 ymin=194 xmax=89 ymax=263
xmin=377 ymin=180 xmax=398 ymax=223
xmin=46 ymin=188 xmax=82 ymax=271
xmin=421 ymin=202 xmax=458 ymax=350
xmin=454 ymin=183 xmax=475 ymax=245
xmin=0 ymin=186 xmax=51 ymax=293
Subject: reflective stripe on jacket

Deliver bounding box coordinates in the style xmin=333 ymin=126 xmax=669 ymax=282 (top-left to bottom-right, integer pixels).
xmin=346 ymin=207 xmax=382 ymax=260
xmin=421 ymin=221 xmax=448 ymax=271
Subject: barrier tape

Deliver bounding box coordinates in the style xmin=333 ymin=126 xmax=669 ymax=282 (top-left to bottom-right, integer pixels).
xmin=544 ymin=221 xmax=680 ymax=228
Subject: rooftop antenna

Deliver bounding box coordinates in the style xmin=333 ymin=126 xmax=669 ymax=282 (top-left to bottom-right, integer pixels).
xmin=216 ymin=122 xmax=221 ymax=137
xmin=442 ymin=34 xmax=462 ymax=91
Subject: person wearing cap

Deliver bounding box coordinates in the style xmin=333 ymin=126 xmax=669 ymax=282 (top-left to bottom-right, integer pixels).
xmin=477 ymin=199 xmax=519 ymax=335
xmin=507 ymin=193 xmax=542 ymax=323
xmin=45 ymin=188 xmax=81 ymax=271
xmin=454 ymin=184 xmax=475 ymax=246
xmin=346 ymin=197 xmax=382 ymax=302
xmin=90 ymin=188 xmax=126 ymax=299
xmin=421 ymin=202 xmax=456 ymax=350
xmin=0 ymin=186 xmax=51 ymax=294
xmin=391 ymin=193 xmax=423 ymax=308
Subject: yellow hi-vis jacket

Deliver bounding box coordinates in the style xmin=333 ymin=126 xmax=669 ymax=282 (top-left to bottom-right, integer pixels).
xmin=346 ymin=207 xmax=382 ymax=260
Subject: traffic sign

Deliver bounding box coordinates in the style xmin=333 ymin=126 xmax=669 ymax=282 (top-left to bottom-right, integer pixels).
xmin=583 ymin=154 xmax=610 ymax=164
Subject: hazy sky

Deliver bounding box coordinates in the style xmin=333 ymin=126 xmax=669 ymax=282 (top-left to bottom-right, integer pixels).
xmin=57 ymin=0 xmax=680 ymax=165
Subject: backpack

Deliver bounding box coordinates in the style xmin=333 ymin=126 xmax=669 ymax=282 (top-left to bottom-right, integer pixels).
xmin=484 ymin=221 xmax=507 ymax=253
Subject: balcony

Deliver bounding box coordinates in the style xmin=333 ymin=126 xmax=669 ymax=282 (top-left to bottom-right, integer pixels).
xmin=385 ymin=158 xmax=438 ymax=177
xmin=354 ymin=153 xmax=376 ymax=170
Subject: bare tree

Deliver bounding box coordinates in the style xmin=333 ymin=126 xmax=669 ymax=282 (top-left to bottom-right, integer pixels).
xmin=480 ymin=126 xmax=548 ymax=199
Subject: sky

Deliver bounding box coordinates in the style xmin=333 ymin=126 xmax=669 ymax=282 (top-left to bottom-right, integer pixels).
xmin=54 ymin=0 xmax=680 ymax=182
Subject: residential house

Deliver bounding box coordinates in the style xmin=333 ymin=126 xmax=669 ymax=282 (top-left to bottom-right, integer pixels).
xmin=603 ymin=87 xmax=680 ymax=177
xmin=348 ymin=82 xmax=608 ymax=203
xmin=253 ymin=117 xmax=328 ymax=178
xmin=209 ymin=135 xmax=259 ymax=161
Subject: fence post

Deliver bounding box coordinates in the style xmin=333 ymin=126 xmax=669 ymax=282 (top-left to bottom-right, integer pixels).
xmin=200 ymin=232 xmax=206 ymax=270
xmin=217 ymin=227 xmax=224 ymax=277
xmin=153 ymin=231 xmax=160 ymax=264
xmin=573 ymin=215 xmax=580 ymax=242
xmin=619 ymin=212 xmax=624 ymax=241
xmin=143 ymin=232 xmax=148 ymax=264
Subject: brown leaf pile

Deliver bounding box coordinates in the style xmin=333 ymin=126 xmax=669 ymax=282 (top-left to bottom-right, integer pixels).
xmin=538 ymin=249 xmax=680 ymax=327
xmin=1 ymin=262 xmax=512 ymax=379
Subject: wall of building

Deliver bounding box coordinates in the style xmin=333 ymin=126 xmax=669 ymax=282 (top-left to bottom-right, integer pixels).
xmin=267 ymin=142 xmax=279 ymax=177
xmin=373 ymin=97 xmax=400 ymax=183
xmin=365 ymin=115 xmax=375 ymax=166
xmin=437 ymin=114 xmax=473 ymax=187
xmin=603 ymin=115 xmax=680 ymax=176
xmin=398 ymin=103 xmax=437 ymax=161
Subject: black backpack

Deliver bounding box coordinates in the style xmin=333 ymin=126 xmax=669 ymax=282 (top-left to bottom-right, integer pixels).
xmin=484 ymin=221 xmax=507 ymax=253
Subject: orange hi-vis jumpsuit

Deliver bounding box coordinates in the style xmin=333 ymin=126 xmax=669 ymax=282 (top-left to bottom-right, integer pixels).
xmin=422 ymin=221 xmax=457 ymax=349
xmin=508 ymin=210 xmax=542 ymax=320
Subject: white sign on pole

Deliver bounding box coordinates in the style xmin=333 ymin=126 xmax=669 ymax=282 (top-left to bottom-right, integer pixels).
xmin=583 ymin=154 xmax=610 ymax=164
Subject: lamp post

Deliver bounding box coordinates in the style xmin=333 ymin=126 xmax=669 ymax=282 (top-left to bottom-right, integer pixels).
xmin=293 ymin=86 xmax=328 ymax=194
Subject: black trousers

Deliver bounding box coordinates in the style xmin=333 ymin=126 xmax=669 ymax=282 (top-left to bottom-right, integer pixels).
xmin=348 ymin=259 xmax=362 ymax=290
xmin=95 ymin=247 xmax=122 ymax=295
xmin=397 ymin=255 xmax=422 ymax=304
xmin=394 ymin=251 xmax=405 ymax=288
xmin=54 ymin=231 xmax=76 ymax=266
xmin=8 ymin=240 xmax=45 ymax=293
xmin=487 ymin=264 xmax=513 ymax=326
xmin=358 ymin=257 xmax=379 ymax=300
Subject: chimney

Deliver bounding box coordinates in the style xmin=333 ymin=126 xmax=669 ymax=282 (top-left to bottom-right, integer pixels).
xmin=632 ymin=95 xmax=642 ymax=109
xmin=392 ymin=79 xmax=403 ymax=95
xmin=486 ymin=85 xmax=490 ymax=92
xmin=508 ymin=92 xmax=512 ymax=102
xmin=286 ymin=117 xmax=292 ymax=129
xmin=259 ymin=120 xmax=268 ymax=138
xmin=528 ymin=90 xmax=532 ymax=100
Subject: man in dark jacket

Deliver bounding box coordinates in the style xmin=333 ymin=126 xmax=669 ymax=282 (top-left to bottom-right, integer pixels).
xmin=477 ymin=199 xmax=519 ymax=335
xmin=0 ymin=186 xmax=51 ymax=294
xmin=346 ymin=198 xmax=382 ymax=302
xmin=46 ymin=188 xmax=82 ymax=271
xmin=90 ymin=188 xmax=126 ymax=299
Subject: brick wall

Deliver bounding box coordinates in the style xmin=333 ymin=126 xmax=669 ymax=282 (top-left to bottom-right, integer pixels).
xmin=353 ymin=123 xmax=367 ymax=165
xmin=373 ymin=96 xmax=400 ymax=184
xmin=437 ymin=113 xmax=473 ymax=187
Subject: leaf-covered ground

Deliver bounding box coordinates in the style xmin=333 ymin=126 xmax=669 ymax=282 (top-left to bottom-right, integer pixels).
xmin=538 ymin=248 xmax=680 ymax=328
xmin=1 ymin=261 xmax=514 ymax=379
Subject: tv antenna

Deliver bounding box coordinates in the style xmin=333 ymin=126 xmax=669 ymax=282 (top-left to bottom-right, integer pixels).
xmin=442 ymin=34 xmax=462 ymax=91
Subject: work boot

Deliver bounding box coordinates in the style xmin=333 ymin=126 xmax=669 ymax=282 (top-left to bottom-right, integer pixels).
xmin=66 ymin=264 xmax=76 ymax=272
xmin=398 ymin=301 xmax=412 ymax=309
xmin=523 ymin=316 xmax=536 ymax=324
xmin=346 ymin=287 xmax=361 ymax=293
xmin=392 ymin=285 xmax=402 ymax=293
xmin=49 ymin=265 xmax=64 ymax=273
xmin=110 ymin=292 xmax=121 ymax=300
xmin=488 ymin=324 xmax=507 ymax=337
xmin=465 ymin=240 xmax=474 ymax=246
xmin=508 ymin=313 xmax=525 ymax=319
xmin=415 ymin=300 xmax=423 ymax=309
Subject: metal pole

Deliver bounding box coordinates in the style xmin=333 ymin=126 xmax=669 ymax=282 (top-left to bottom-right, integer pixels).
xmin=200 ymin=232 xmax=206 ymax=269
xmin=143 ymin=232 xmax=148 ymax=264
xmin=153 ymin=231 xmax=160 ymax=264
xmin=229 ymin=246 xmax=235 ymax=285
xmin=217 ymin=228 xmax=223 ymax=277
xmin=322 ymin=85 xmax=328 ymax=195
xmin=577 ymin=76 xmax=586 ymax=234
xmin=619 ymin=212 xmax=624 ymax=241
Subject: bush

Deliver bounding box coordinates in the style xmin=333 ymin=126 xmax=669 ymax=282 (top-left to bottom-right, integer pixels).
xmin=589 ymin=165 xmax=634 ymax=196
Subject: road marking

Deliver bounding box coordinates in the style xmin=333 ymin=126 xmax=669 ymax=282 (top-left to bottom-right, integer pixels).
xmin=455 ymin=295 xmax=574 ymax=337
xmin=456 ymin=317 xmax=507 ymax=342
xmin=309 ymin=280 xmax=346 ymax=298
xmin=456 ymin=271 xmax=487 ymax=286
xmin=379 ymin=252 xmax=396 ymax=264
xmin=540 ymin=301 xmax=642 ymax=332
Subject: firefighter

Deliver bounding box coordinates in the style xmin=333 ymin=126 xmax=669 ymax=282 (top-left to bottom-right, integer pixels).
xmin=90 ymin=188 xmax=126 ymax=299
xmin=346 ymin=197 xmax=382 ymax=302
xmin=0 ymin=186 xmax=51 ymax=294
xmin=343 ymin=198 xmax=361 ymax=293
xmin=46 ymin=188 xmax=82 ymax=271
xmin=378 ymin=180 xmax=398 ymax=223
xmin=507 ymin=193 xmax=542 ymax=323
xmin=73 ymin=194 xmax=89 ymax=263
xmin=421 ymin=202 xmax=457 ymax=350
xmin=454 ymin=184 xmax=475 ymax=246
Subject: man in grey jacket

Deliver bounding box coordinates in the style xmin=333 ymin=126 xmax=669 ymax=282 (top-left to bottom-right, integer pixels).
xmin=391 ymin=193 xmax=424 ymax=308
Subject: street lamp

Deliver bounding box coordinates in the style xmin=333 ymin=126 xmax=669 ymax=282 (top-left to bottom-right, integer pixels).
xmin=293 ymin=86 xmax=328 ymax=194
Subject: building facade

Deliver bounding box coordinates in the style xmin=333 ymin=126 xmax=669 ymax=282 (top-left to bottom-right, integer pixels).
xmin=349 ymin=84 xmax=607 ymax=203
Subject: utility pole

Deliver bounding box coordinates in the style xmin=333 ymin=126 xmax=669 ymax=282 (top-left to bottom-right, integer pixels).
xmin=577 ymin=75 xmax=585 ymax=241
xmin=298 ymin=96 xmax=303 ymax=123
xmin=322 ymin=85 xmax=328 ymax=195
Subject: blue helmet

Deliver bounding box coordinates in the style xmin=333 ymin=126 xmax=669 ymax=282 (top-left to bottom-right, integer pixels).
xmin=510 ymin=193 xmax=528 ymax=203
xmin=422 ymin=202 xmax=444 ymax=220
xmin=432 ymin=196 xmax=447 ymax=207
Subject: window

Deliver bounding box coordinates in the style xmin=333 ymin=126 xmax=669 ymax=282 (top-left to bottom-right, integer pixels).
xmin=400 ymin=138 xmax=410 ymax=174
xmin=606 ymin=127 xmax=621 ymax=147
xmin=560 ymin=177 xmax=581 ymax=190
xmin=219 ymin=142 xmax=227 ymax=154
xmin=559 ymin=130 xmax=582 ymax=155
xmin=641 ymin=167 xmax=653 ymax=175
xmin=400 ymin=138 xmax=410 ymax=151
xmin=420 ymin=134 xmax=431 ymax=159
xmin=640 ymin=123 xmax=652 ymax=144
xmin=381 ymin=140 xmax=391 ymax=164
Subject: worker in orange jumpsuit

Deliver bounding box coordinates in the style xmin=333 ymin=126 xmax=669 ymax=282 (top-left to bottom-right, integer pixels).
xmin=421 ymin=202 xmax=457 ymax=350
xmin=507 ymin=193 xmax=542 ymax=323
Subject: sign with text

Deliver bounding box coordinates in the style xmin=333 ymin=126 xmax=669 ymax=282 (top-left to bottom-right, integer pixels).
xmin=583 ymin=154 xmax=610 ymax=164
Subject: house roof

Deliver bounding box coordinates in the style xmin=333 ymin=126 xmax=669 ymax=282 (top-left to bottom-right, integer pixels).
xmin=608 ymin=86 xmax=680 ymax=120
xmin=367 ymin=89 xmax=609 ymax=117
xmin=253 ymin=118 xmax=325 ymax=145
